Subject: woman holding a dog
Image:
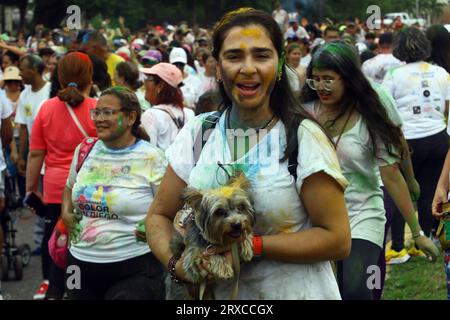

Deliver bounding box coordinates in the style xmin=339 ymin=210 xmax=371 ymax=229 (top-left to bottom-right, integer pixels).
xmin=61 ymin=87 xmax=167 ymax=299
xmin=146 ymin=8 xmax=351 ymax=300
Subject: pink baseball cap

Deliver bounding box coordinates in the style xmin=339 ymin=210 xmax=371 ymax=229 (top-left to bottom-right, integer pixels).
xmin=140 ymin=62 xmax=183 ymax=88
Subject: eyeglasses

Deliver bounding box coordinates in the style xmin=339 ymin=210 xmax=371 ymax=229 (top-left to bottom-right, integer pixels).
xmin=305 ymin=78 xmax=339 ymax=92
xmin=90 ymin=108 xmax=124 ymax=120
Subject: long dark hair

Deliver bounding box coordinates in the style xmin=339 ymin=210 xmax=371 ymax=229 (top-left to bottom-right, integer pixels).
xmin=100 ymin=87 xmax=149 ymax=141
xmin=301 ymin=41 xmax=405 ymax=159
xmin=426 ymin=24 xmax=450 ymax=73
xmin=212 ymin=8 xmax=322 ymax=161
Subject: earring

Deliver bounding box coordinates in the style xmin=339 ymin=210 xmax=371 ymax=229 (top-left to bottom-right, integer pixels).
xmin=216 ymin=78 xmax=222 ymax=83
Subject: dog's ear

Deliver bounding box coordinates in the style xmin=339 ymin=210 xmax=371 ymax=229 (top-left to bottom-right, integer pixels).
xmin=229 ymin=170 xmax=251 ymax=191
xmin=181 ymin=187 xmax=203 ymax=211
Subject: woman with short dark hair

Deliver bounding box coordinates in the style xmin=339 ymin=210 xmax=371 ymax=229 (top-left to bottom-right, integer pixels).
xmin=383 ymin=27 xmax=447 ymax=265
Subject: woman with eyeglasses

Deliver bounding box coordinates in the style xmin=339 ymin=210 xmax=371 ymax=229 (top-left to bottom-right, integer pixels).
xmin=61 ymin=87 xmax=167 ymax=300
xmin=146 ymin=9 xmax=351 ymax=300
xmin=300 ymin=41 xmax=439 ymax=300
xmin=26 ymin=51 xmax=98 ymax=299
xmin=140 ymin=63 xmax=195 ymax=152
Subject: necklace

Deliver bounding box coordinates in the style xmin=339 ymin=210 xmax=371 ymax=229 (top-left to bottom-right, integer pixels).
xmin=226 ymin=110 xmax=276 ymax=136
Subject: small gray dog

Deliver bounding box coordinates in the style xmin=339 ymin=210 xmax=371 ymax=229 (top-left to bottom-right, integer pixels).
xmin=168 ymin=172 xmax=255 ymax=299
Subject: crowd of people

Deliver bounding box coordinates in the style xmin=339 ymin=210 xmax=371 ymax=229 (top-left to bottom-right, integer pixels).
xmin=0 ymin=2 xmax=449 ymax=300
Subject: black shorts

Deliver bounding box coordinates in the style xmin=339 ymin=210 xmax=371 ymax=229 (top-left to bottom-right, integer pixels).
xmin=65 ymin=251 xmax=166 ymax=300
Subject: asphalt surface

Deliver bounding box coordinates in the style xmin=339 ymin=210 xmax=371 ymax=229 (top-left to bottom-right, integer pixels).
xmin=1 ymin=209 xmax=42 ymax=300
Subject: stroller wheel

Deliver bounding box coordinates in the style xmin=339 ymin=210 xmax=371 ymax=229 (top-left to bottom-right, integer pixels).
xmin=14 ymin=255 xmax=23 ymax=281
xmin=18 ymin=244 xmax=31 ymax=267
xmin=1 ymin=255 xmax=9 ymax=281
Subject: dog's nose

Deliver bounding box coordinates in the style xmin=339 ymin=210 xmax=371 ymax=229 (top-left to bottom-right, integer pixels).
xmin=231 ymin=222 xmax=242 ymax=230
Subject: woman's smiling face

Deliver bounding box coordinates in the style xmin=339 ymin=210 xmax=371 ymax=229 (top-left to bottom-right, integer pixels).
xmin=217 ymin=24 xmax=278 ymax=111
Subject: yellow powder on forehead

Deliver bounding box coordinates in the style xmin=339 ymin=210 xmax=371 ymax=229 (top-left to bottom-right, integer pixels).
xmin=240 ymin=27 xmax=263 ymax=38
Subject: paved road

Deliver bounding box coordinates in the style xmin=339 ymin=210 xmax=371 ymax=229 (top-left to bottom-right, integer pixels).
xmin=2 ymin=209 xmax=42 ymax=300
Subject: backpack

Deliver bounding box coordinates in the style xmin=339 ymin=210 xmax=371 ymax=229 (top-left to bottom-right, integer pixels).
xmin=193 ymin=111 xmax=299 ymax=180
xmin=48 ymin=137 xmax=98 ymax=268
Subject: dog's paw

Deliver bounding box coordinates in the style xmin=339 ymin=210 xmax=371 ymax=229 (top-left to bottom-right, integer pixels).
xmin=208 ymin=255 xmax=234 ymax=279
xmin=182 ymin=251 xmax=206 ymax=283
xmin=240 ymin=234 xmax=254 ymax=262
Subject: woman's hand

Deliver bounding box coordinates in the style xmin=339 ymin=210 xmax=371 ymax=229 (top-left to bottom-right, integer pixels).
xmin=61 ymin=210 xmax=78 ymax=235
xmin=432 ymin=185 xmax=448 ymax=220
xmin=414 ymin=235 xmax=440 ymax=262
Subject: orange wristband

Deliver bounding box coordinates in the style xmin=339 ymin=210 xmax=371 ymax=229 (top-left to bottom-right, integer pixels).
xmin=253 ymin=234 xmax=263 ymax=259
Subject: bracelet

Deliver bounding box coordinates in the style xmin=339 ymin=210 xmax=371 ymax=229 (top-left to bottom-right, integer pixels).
xmin=253 ymin=234 xmax=263 ymax=261
xmin=168 ymin=255 xmax=184 ymax=285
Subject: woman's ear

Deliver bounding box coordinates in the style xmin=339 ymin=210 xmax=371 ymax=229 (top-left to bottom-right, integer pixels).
xmin=128 ymin=110 xmax=138 ymax=127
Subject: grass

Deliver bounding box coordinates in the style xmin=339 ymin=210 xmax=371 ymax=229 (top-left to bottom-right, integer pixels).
xmin=382 ymin=250 xmax=447 ymax=300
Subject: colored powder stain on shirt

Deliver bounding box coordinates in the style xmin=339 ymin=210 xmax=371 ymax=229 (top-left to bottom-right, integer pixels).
xmin=419 ymin=62 xmax=430 ymax=72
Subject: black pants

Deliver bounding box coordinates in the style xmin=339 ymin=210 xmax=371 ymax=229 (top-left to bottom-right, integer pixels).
xmin=65 ymin=251 xmax=166 ymax=300
xmin=337 ymin=239 xmax=382 ymax=300
xmin=42 ymin=203 xmax=65 ymax=299
xmin=392 ymin=130 xmax=448 ymax=251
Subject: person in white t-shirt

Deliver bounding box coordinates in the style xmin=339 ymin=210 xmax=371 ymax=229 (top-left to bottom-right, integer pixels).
xmin=284 ymin=17 xmax=309 ymax=42
xmin=272 ymin=2 xmax=288 ymax=33
xmin=169 ymin=47 xmax=202 ymax=110
xmin=146 ymin=8 xmax=351 ymax=300
xmin=140 ymin=63 xmax=195 ymax=151
xmin=382 ymin=27 xmax=450 ymax=261
xmin=62 ymin=87 xmax=167 ymax=300
xmin=15 ymin=54 xmax=50 ymax=176
xmin=301 ymin=41 xmax=438 ymax=299
xmin=197 ymin=51 xmax=218 ymax=96
xmin=362 ymin=32 xmax=402 ymax=84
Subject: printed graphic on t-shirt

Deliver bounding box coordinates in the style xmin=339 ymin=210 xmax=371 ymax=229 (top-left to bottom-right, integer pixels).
xmin=24 ymin=104 xmax=32 ymax=117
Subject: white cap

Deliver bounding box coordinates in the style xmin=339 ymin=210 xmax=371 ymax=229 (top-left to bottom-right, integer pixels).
xmin=169 ymin=47 xmax=187 ymax=64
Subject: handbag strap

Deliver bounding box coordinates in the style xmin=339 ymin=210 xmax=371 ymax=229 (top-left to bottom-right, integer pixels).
xmin=153 ymin=107 xmax=185 ymax=130
xmin=65 ymin=103 xmax=89 ymax=138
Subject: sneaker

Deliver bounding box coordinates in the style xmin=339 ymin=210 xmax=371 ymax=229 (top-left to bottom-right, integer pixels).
xmin=407 ymin=246 xmax=426 ymax=258
xmin=385 ymin=248 xmax=411 ymax=265
xmin=33 ymin=280 xmax=49 ymax=300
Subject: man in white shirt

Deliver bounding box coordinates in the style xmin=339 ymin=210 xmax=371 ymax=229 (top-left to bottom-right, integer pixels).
xmin=169 ymin=47 xmax=202 ymax=110
xmin=362 ymin=32 xmax=402 ymax=84
xmin=15 ymin=55 xmax=50 ymax=176
xmin=272 ymin=2 xmax=289 ymax=33
xmin=15 ymin=55 xmax=50 ymax=300
xmin=284 ymin=15 xmax=310 ymax=41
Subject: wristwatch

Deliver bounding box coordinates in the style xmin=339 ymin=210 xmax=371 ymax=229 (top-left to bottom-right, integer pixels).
xmin=413 ymin=230 xmax=425 ymax=239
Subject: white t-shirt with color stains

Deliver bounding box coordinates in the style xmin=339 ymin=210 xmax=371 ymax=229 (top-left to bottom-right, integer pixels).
xmin=166 ymin=111 xmax=348 ymax=300
xmin=66 ymin=139 xmax=167 ymax=263
xmin=305 ymin=101 xmax=399 ymax=248
xmin=382 ymin=61 xmax=450 ymax=140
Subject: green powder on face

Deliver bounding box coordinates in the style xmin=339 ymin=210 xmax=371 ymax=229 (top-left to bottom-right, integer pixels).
xmin=118 ymin=115 xmax=124 ymax=129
